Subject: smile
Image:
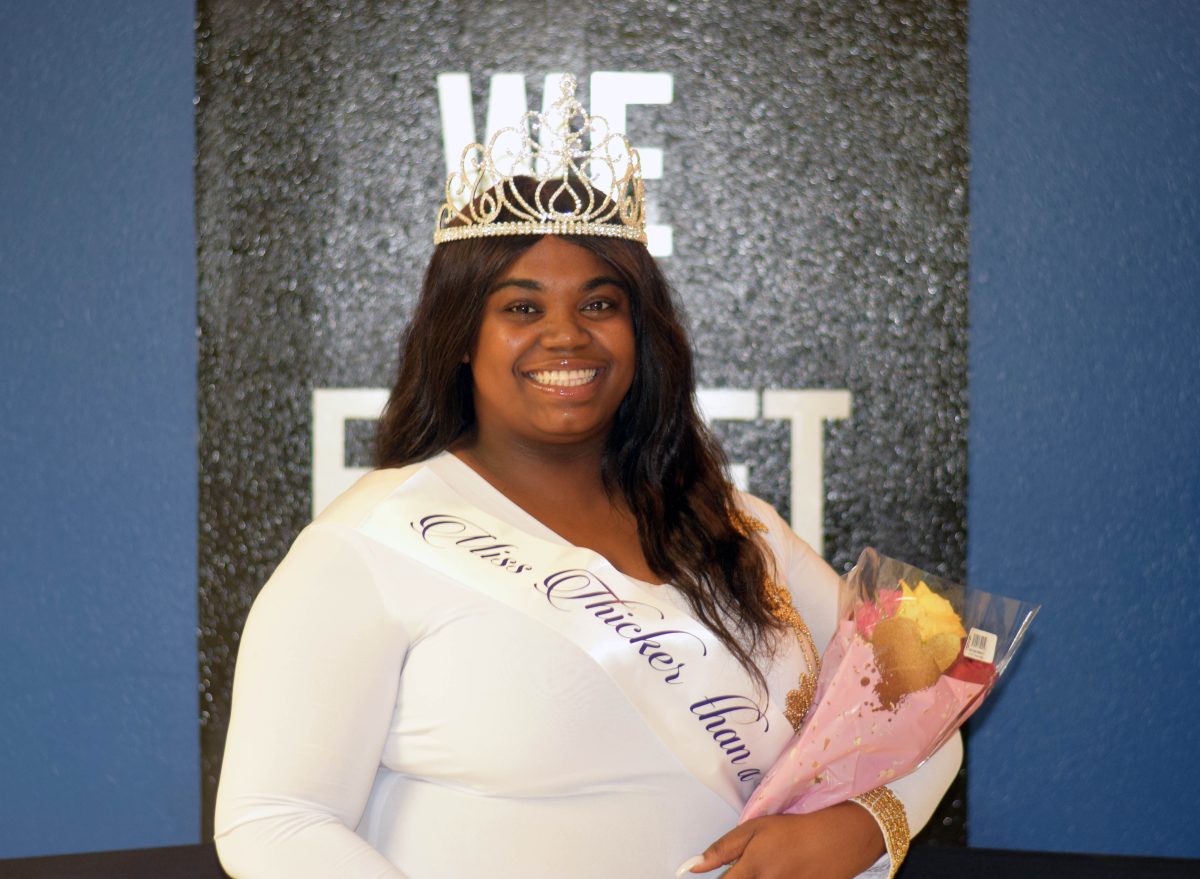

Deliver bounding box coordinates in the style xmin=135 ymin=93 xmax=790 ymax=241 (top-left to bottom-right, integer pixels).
xmin=526 ymin=368 xmax=599 ymax=388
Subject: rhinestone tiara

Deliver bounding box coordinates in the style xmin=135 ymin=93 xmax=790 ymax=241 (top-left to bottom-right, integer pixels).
xmin=434 ymin=74 xmax=647 ymax=245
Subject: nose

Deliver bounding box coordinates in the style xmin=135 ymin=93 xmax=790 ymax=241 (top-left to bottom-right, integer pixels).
xmin=539 ymin=306 xmax=589 ymax=350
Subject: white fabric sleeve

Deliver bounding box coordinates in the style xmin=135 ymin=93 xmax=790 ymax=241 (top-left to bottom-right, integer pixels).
xmin=214 ymin=523 xmax=409 ymax=879
xmin=741 ymin=496 xmax=964 ymax=867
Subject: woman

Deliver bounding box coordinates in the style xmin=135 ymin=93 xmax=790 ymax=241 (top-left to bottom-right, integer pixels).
xmin=215 ymin=79 xmax=960 ymax=878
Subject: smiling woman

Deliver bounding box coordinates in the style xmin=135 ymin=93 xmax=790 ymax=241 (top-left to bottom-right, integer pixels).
xmin=212 ymin=76 xmax=961 ymax=879
xmin=468 ymin=235 xmax=636 ymax=451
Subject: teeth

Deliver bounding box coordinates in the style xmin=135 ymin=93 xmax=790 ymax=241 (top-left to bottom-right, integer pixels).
xmin=528 ymin=368 xmax=598 ymax=387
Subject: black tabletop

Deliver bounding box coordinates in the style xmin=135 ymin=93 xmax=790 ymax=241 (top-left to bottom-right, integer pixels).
xmin=1 ymin=842 xmax=1197 ymax=879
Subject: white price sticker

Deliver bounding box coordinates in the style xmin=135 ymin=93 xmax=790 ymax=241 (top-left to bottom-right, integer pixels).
xmin=964 ymin=627 xmax=998 ymax=664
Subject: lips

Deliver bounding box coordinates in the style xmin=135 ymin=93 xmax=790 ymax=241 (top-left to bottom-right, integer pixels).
xmin=525 ymin=368 xmax=600 ymax=388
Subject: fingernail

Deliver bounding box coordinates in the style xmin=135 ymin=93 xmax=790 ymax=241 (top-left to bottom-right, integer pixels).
xmin=674 ymin=855 xmax=704 ymax=877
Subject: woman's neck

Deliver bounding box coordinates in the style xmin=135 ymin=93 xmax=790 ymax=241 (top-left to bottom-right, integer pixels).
xmin=452 ymin=433 xmax=610 ymax=508
xmin=450 ymin=434 xmax=660 ymax=584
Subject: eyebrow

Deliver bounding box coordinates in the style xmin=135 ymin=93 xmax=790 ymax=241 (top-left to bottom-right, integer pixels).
xmin=488 ymin=275 xmax=626 ymax=294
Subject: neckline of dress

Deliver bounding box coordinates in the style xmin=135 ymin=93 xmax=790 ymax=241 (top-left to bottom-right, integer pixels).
xmin=431 ymin=450 xmax=667 ymax=590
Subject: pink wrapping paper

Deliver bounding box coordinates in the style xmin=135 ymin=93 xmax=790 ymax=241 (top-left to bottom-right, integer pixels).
xmin=741 ymin=620 xmax=986 ymax=819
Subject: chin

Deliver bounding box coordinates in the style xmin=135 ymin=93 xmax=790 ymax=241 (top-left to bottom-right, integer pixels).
xmin=529 ymin=419 xmax=613 ymax=446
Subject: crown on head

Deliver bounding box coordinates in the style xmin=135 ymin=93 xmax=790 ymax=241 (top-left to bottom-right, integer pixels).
xmin=434 ymin=74 xmax=647 ymax=246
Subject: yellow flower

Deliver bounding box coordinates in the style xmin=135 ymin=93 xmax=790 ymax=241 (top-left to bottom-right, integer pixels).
xmin=896 ymin=579 xmax=967 ymax=643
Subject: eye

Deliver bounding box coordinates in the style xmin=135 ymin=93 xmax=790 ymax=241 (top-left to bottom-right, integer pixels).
xmin=581 ymin=297 xmax=619 ymax=313
xmin=503 ymin=300 xmax=539 ymax=315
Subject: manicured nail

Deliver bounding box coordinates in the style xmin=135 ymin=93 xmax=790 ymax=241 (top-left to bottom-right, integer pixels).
xmin=674 ymin=855 xmax=704 ymax=876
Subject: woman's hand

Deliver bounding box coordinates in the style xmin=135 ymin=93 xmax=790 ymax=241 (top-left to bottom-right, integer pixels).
xmin=679 ymin=803 xmax=886 ymax=879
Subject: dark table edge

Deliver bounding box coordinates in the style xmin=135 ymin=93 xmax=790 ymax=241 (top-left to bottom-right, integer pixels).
xmin=1 ymin=842 xmax=1198 ymax=878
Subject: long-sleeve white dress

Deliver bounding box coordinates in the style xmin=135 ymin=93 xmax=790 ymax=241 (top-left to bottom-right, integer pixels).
xmin=214 ymin=451 xmax=961 ymax=878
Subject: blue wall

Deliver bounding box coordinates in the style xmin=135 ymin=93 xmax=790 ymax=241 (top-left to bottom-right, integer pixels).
xmin=969 ymin=0 xmax=1199 ymax=858
xmin=0 ymin=1 xmax=199 ymax=857
xmin=2 ymin=0 xmax=1198 ymax=861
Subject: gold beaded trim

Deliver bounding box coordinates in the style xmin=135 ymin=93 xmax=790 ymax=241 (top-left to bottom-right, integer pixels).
xmin=852 ymin=786 xmax=910 ymax=879
xmin=730 ymin=510 xmax=821 ymax=733
xmin=764 ymin=577 xmax=821 ymax=731
xmin=730 ymin=509 xmax=769 ymax=536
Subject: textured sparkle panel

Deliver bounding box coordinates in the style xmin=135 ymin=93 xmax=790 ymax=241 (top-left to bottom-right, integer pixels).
xmin=197 ymin=0 xmax=968 ymax=841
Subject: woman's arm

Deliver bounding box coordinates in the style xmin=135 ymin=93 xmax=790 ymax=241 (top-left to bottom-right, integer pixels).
xmin=697 ymin=496 xmax=964 ymax=878
xmin=214 ymin=523 xmax=408 ymax=879
xmin=684 ymin=737 xmax=963 ymax=879
xmin=767 ymin=508 xmax=965 ymax=863
xmin=682 ymin=799 xmax=886 ymax=878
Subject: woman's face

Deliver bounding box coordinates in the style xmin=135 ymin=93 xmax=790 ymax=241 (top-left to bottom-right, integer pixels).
xmin=468 ymin=235 xmax=636 ymax=454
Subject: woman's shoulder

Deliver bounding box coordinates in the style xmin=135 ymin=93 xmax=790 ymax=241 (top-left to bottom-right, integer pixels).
xmin=313 ymin=453 xmax=454 ymax=531
xmin=257 ymin=456 xmax=458 ymax=615
xmin=732 ymin=491 xmax=795 ymax=546
xmin=731 ymin=490 xmax=824 ymax=570
xmin=732 ymin=491 xmax=788 ymax=533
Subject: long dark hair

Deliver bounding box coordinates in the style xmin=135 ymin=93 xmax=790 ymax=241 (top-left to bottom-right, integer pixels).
xmin=376 ymin=180 xmax=784 ymax=678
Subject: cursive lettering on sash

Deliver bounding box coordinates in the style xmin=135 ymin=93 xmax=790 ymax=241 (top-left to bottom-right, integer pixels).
xmin=412 ymin=513 xmax=534 ymax=574
xmin=535 ymin=568 xmax=709 ymax=684
xmin=689 ymin=695 xmax=771 ymax=783
xmin=392 ymin=487 xmax=779 ymax=799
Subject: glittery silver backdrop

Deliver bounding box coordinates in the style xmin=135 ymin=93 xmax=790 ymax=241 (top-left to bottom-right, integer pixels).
xmin=197 ymin=0 xmax=968 ymax=842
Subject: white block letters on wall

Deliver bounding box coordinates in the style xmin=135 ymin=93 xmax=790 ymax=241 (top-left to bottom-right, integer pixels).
xmin=312 ymin=387 xmax=851 ymax=553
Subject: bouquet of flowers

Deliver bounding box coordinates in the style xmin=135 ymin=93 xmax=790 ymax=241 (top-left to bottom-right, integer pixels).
xmin=740 ymin=548 xmax=1039 ymax=820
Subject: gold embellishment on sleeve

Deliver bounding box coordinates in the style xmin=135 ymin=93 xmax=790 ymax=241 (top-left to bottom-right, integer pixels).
xmin=730 ymin=509 xmax=769 ymax=535
xmin=731 ymin=510 xmax=821 ymax=733
xmin=764 ymin=577 xmax=821 ymax=731
xmin=852 ymin=786 xmax=910 ymax=879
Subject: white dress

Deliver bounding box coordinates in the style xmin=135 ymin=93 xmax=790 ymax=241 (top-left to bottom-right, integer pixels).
xmin=214 ymin=452 xmax=961 ymax=878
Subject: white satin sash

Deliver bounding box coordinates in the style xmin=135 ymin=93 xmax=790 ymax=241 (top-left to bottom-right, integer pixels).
xmin=357 ymin=466 xmax=793 ymax=810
